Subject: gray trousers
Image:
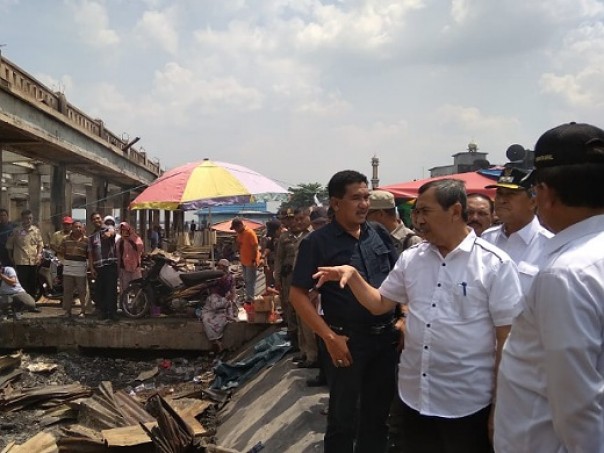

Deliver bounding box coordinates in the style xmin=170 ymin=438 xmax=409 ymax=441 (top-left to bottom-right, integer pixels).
xmin=63 ymin=274 xmax=90 ymax=314
xmin=0 ymin=292 xmax=36 ymax=312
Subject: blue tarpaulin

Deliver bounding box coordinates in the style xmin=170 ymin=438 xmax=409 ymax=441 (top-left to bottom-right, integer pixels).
xmin=212 ymin=331 xmax=292 ymax=390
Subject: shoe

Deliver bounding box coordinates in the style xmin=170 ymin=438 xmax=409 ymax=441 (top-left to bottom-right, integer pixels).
xmin=292 ymin=354 xmax=306 ymax=363
xmin=306 ymin=376 xmax=327 ymax=387
xmin=30 ymin=307 xmax=41 ymax=313
xmin=297 ymin=360 xmax=319 ymax=369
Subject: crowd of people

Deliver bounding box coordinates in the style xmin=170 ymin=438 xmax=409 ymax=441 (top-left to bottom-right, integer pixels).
xmin=1 ymin=121 xmax=602 ymax=452
xmin=0 ymin=212 xmax=147 ymax=321
xmin=256 ymin=122 xmax=604 ymax=453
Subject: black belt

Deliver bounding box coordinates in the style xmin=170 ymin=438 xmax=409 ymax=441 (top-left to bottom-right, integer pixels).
xmin=328 ymin=318 xmax=395 ymax=336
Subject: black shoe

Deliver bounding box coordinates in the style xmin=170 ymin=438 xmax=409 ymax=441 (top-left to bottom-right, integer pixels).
xmin=306 ymin=376 xmax=327 ymax=387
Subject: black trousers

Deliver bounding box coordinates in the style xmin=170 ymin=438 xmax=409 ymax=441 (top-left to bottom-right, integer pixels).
xmin=324 ymin=324 xmax=399 ymax=453
xmin=95 ymin=264 xmax=118 ymax=317
xmin=397 ymin=400 xmax=492 ymax=453
xmin=16 ymin=265 xmax=38 ymax=299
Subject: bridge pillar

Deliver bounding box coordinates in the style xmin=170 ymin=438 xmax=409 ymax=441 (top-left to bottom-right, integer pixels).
xmin=121 ymin=189 xmax=132 ymax=225
xmin=28 ymin=168 xmax=41 ymax=224
xmin=65 ymin=177 xmax=73 ymax=218
xmin=50 ymin=164 xmax=67 ymax=231
xmin=85 ymin=184 xmax=95 ymax=223
xmin=0 ymin=150 xmax=8 ymax=212
xmin=137 ymin=209 xmax=147 ymax=248
xmin=92 ymin=176 xmax=108 ymax=216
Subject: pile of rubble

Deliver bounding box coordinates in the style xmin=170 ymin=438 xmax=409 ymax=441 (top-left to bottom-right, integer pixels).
xmin=0 ymin=351 xmax=236 ymax=452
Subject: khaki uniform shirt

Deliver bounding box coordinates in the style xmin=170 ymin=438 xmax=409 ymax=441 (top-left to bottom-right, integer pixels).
xmin=274 ymin=228 xmax=311 ymax=282
xmin=50 ymin=230 xmax=70 ymax=254
xmin=6 ymin=224 xmax=44 ymax=265
xmin=391 ymin=223 xmax=422 ymax=256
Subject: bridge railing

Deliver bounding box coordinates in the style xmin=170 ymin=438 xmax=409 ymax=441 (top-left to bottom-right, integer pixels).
xmin=0 ymin=56 xmax=161 ymax=176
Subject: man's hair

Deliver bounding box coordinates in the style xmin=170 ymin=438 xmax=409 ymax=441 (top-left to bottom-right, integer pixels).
xmin=328 ymin=170 xmax=368 ymax=198
xmin=536 ymin=163 xmax=604 ymax=208
xmin=467 ymin=193 xmax=495 ymax=214
xmin=0 ymin=208 xmax=8 ymax=215
xmin=89 ymin=211 xmax=101 ymax=220
xmin=418 ymin=179 xmax=468 ymax=221
xmin=21 ymin=209 xmax=32 ymax=217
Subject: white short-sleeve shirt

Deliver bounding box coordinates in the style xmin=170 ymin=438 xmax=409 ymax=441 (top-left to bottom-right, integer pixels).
xmin=380 ymin=230 xmax=522 ymax=418
xmin=481 ymin=216 xmax=553 ymax=293
xmin=495 ymin=214 xmax=604 ymax=453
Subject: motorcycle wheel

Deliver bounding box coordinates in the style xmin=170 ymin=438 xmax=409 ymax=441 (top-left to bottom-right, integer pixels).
xmin=120 ymin=284 xmax=152 ymax=318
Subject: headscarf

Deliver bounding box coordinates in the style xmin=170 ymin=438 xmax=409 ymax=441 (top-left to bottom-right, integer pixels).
xmin=116 ymin=222 xmax=144 ymax=272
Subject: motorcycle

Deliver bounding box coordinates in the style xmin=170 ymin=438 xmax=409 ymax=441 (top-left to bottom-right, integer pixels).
xmin=37 ymin=247 xmax=63 ymax=300
xmin=120 ymin=254 xmax=225 ymax=319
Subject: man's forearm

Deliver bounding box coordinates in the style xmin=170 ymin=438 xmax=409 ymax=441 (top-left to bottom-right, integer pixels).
xmin=346 ymin=269 xmax=394 ymax=315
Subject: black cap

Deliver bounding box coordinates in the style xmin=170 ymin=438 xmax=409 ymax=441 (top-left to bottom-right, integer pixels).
xmin=485 ymin=166 xmax=530 ymax=190
xmin=310 ymin=207 xmax=328 ymax=223
xmin=534 ymin=122 xmax=604 ymax=169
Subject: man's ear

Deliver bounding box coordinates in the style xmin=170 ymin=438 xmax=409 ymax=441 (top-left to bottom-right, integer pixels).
xmin=536 ymin=182 xmax=556 ymax=210
xmin=451 ymin=202 xmax=463 ymax=221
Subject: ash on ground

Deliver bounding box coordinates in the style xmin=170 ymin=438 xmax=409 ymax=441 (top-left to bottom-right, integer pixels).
xmin=0 ymin=349 xmax=222 ymax=449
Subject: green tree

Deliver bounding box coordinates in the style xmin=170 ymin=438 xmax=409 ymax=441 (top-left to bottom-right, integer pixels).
xmin=280 ymin=182 xmax=328 ymax=210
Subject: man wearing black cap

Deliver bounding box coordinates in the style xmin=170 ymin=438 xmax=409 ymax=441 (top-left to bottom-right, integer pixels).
xmin=481 ymin=167 xmax=552 ymax=292
xmin=495 ymin=122 xmax=604 ymax=452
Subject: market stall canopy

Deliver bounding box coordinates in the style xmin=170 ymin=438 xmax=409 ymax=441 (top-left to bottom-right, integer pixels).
xmin=212 ymin=219 xmax=264 ymax=233
xmin=381 ymin=171 xmax=498 ymax=200
xmin=130 ymin=159 xmax=288 ymax=210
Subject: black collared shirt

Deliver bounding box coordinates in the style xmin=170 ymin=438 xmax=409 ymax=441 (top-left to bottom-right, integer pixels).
xmin=292 ymin=220 xmax=397 ymax=325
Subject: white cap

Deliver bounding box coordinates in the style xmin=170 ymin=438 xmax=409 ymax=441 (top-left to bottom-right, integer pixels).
xmin=217 ymin=259 xmax=230 ymax=267
xmin=103 ymin=215 xmax=116 ymax=225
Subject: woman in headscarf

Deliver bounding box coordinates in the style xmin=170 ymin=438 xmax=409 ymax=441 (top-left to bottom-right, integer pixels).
xmin=115 ymin=222 xmax=144 ymax=295
xmin=201 ymin=259 xmax=237 ymax=352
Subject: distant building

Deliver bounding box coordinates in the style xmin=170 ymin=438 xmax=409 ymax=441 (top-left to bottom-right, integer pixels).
xmin=429 ymin=142 xmax=490 ymax=177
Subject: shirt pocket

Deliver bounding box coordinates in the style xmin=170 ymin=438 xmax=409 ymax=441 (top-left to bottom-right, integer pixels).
xmin=452 ymin=282 xmax=485 ymax=320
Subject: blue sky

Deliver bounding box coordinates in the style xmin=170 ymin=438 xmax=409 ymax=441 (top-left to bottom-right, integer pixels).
xmin=2 ymin=0 xmax=604 ymax=189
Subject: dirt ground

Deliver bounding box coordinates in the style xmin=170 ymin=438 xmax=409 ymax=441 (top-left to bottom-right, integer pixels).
xmin=0 ymin=348 xmax=222 ymax=449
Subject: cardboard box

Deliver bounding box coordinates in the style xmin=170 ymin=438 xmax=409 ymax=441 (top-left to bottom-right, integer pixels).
xmin=252 ymin=311 xmax=272 ymax=324
xmin=253 ymin=295 xmax=274 ymax=313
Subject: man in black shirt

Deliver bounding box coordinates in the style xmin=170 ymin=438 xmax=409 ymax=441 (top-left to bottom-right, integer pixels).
xmin=291 ymin=170 xmax=398 ymax=453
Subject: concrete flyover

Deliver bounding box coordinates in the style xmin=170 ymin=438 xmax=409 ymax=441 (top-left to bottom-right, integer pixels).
xmin=0 ymin=54 xmax=162 ymax=234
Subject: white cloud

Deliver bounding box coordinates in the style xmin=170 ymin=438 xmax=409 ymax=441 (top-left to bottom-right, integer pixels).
xmin=134 ymin=8 xmax=179 ymax=55
xmin=539 ymin=22 xmax=604 ymax=108
xmin=67 ymin=0 xmax=120 ymax=48
xmin=152 ymin=62 xmax=264 ymax=114
xmin=34 ymin=73 xmax=74 ymax=95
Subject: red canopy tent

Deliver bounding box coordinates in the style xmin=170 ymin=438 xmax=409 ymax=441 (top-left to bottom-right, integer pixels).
xmin=211 ymin=218 xmax=264 ymax=233
xmin=381 ymin=171 xmax=497 ymax=200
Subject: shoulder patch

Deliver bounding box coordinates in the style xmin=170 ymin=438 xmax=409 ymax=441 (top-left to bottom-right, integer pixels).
xmin=474 ymin=238 xmax=506 ymax=263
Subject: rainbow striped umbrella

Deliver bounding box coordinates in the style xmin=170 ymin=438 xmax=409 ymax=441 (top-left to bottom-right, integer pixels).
xmin=130 ymin=159 xmax=288 ymax=210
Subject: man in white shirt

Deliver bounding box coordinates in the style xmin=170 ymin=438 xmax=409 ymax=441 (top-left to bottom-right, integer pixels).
xmin=314 ymin=179 xmax=522 ymax=453
xmin=495 ymin=122 xmax=604 ymax=453
xmin=481 ymin=167 xmax=553 ymax=292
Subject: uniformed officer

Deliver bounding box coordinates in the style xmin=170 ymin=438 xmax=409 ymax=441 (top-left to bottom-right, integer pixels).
xmin=274 ymin=208 xmax=304 ymax=348
xmin=367 ymin=190 xmax=421 ymax=255
xmin=482 ymin=166 xmax=552 ymax=292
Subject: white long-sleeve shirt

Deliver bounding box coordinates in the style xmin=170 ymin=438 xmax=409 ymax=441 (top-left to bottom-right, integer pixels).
xmin=495 ymin=214 xmax=604 ymax=453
